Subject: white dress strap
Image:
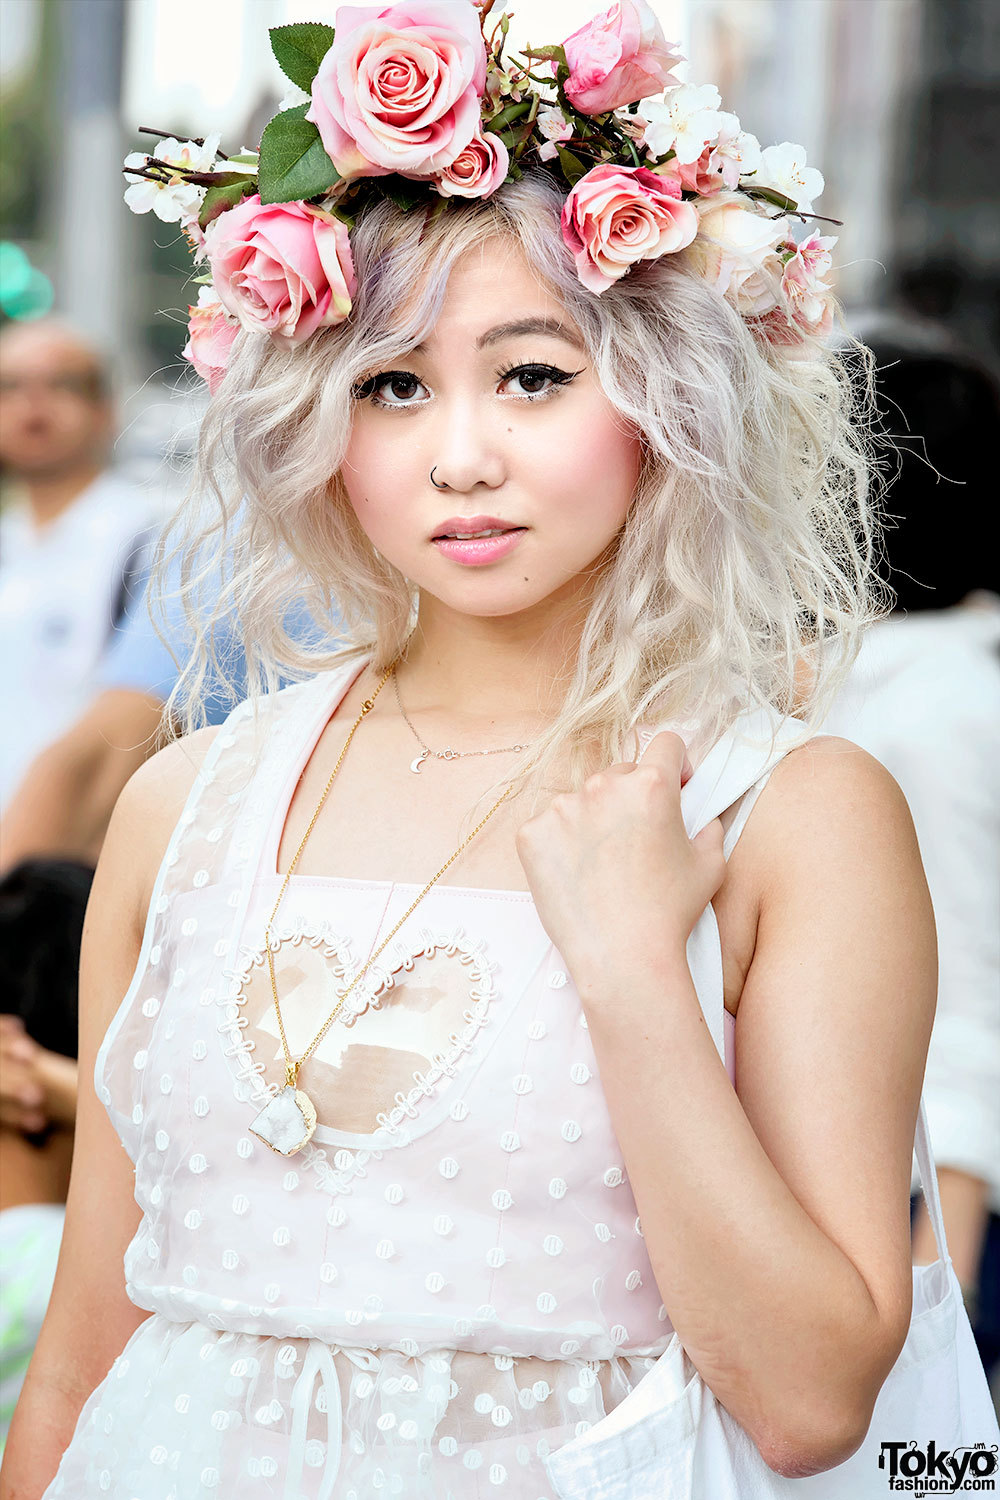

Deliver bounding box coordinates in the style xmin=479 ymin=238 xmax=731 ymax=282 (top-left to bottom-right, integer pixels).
xmin=640 ymin=708 xmax=955 ymax=1268
xmin=630 ymin=706 xmax=809 ymax=1074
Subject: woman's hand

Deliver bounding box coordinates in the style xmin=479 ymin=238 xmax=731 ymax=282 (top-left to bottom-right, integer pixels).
xmin=0 ymin=1015 xmax=78 ymax=1134
xmin=0 ymin=1014 xmax=49 ymax=1133
xmin=515 ymin=731 xmax=726 ymax=990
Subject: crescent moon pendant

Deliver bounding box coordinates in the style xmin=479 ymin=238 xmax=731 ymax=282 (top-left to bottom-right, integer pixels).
xmin=410 ymin=750 xmax=429 ymax=773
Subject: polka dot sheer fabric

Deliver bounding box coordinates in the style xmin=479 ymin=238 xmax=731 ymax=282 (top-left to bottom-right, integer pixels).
xmin=45 ymin=656 xmax=804 ymax=1499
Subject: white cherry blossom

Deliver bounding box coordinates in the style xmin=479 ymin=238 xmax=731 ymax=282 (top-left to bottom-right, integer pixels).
xmin=536 ymin=106 xmax=572 ymax=163
xmin=277 ymin=82 xmax=312 ymax=113
xmin=639 ymin=84 xmax=723 ymax=165
xmin=753 ymin=141 xmax=824 ymax=213
xmin=123 ymin=133 xmax=221 ymax=224
xmin=712 ymin=112 xmax=761 ymax=190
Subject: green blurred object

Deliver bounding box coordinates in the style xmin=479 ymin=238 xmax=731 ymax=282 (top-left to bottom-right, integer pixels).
xmin=0 ymin=243 xmax=53 ymax=319
xmin=0 ymin=243 xmax=31 ymax=298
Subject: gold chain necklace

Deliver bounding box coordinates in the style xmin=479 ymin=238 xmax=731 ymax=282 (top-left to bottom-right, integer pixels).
xmin=392 ymin=666 xmax=535 ymax=772
xmin=249 ymin=654 xmax=516 ymax=1156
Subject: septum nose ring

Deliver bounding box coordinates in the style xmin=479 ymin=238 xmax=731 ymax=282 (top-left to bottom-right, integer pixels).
xmin=429 ymin=466 xmax=449 ymax=491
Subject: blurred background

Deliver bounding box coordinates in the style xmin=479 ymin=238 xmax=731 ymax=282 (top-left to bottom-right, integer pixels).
xmin=0 ymin=0 xmax=998 ymax=1443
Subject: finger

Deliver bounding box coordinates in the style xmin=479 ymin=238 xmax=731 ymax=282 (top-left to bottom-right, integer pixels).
xmin=4 ymin=1038 xmax=36 ymax=1064
xmin=692 ymin=817 xmax=725 ymax=856
xmin=0 ymin=1103 xmax=45 ymax=1132
xmin=635 ymin=733 xmax=694 ymax=791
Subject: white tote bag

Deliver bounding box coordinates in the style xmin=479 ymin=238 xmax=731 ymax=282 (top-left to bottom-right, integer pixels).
xmin=543 ymin=1098 xmax=1000 ymax=1499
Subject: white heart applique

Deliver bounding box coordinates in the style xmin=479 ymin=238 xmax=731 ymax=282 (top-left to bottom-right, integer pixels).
xmin=222 ymin=921 xmax=499 ymax=1150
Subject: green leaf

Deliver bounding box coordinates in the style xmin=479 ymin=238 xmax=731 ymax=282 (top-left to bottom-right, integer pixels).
xmin=525 ymin=44 xmax=566 ymax=66
xmin=379 ymin=175 xmax=430 ymax=213
xmin=555 ymin=145 xmax=588 ymax=186
xmin=257 ymin=103 xmax=340 ymax=206
xmin=269 ymin=21 xmax=336 ymax=92
xmin=485 ymin=98 xmax=532 ymax=131
xmin=742 ymin=183 xmax=798 ymax=213
xmin=203 ymin=169 xmax=259 ymax=188
xmin=197 ymin=178 xmax=256 ymax=230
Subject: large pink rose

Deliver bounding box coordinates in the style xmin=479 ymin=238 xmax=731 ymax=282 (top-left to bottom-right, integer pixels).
xmin=182 ymin=288 xmax=239 ymax=394
xmin=435 ymin=128 xmax=509 ymax=198
xmin=561 ymin=164 xmax=698 ymax=294
xmin=204 ymin=194 xmax=356 ymax=349
xmin=305 ymin=2 xmax=488 ymax=180
xmin=564 ymin=1 xmax=682 ymax=117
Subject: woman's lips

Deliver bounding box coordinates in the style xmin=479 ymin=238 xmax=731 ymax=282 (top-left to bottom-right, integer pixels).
xmin=431 ymin=528 xmax=527 ymax=565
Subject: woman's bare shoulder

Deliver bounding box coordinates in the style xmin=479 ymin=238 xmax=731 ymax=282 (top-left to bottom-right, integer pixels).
xmin=120 ymin=723 xmax=223 ymax=820
xmin=737 ymin=733 xmax=917 ymax=889
xmin=107 ymin=725 xmax=223 ymax=917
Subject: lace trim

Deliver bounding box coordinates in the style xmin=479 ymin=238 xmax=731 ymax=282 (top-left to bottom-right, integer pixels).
xmin=218 ymin=920 xmax=499 ymax=1197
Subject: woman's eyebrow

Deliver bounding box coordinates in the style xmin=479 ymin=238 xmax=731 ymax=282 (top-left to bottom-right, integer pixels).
xmin=475 ymin=317 xmax=585 ymax=350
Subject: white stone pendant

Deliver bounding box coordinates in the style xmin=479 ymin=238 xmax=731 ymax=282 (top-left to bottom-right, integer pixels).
xmin=249 ymin=1084 xmax=318 ymax=1156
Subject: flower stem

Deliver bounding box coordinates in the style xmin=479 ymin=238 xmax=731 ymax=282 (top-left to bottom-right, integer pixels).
xmin=138 ymin=125 xmax=227 ymax=161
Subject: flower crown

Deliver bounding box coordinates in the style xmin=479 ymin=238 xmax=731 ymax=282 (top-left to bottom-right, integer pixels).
xmin=122 ymin=0 xmax=841 ymax=395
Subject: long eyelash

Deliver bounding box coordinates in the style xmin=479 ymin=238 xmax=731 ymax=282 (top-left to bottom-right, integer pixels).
xmin=351 ymin=369 xmax=417 ymax=401
xmin=494 ymin=363 xmax=587 ymax=399
xmin=351 ymin=362 xmax=585 ymax=406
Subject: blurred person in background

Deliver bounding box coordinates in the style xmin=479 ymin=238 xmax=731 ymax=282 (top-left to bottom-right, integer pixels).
xmin=825 ymin=314 xmax=1000 ymax=1387
xmin=0 ymin=315 xmax=165 ymax=809
xmin=0 ymin=531 xmax=328 ymax=877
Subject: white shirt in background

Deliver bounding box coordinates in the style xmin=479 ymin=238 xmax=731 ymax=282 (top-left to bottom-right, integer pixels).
xmin=823 ymin=605 xmax=1000 ymax=1214
xmin=0 ymin=469 xmax=165 ymax=810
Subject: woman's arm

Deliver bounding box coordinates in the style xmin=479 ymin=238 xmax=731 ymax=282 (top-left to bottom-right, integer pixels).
xmin=0 ymin=688 xmax=168 ymax=874
xmin=0 ymin=725 xmax=218 ymax=1499
xmin=546 ymin=737 xmax=936 ymax=1477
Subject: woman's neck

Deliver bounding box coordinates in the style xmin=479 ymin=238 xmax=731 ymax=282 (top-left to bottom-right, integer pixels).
xmin=393 ymin=597 xmax=588 ymax=727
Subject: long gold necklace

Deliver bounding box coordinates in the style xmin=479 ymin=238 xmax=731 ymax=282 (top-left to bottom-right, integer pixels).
xmin=249 ymin=654 xmax=518 ymax=1156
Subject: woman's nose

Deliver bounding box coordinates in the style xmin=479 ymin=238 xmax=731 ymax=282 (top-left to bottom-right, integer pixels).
xmin=426 ymin=398 xmax=507 ymax=493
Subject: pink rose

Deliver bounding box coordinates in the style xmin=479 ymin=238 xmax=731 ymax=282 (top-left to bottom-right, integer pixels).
xmin=561 ymin=163 xmax=698 ymax=294
xmin=564 ymin=0 xmax=682 ymax=117
xmin=435 ymin=128 xmax=509 ymax=198
xmin=681 ymin=196 xmax=787 ymax=315
xmin=751 ymin=302 xmax=831 ymax=357
xmin=204 ymin=194 xmax=356 ymax=349
xmin=665 ymin=145 xmax=725 ymax=198
xmin=182 ymin=288 xmax=240 ymax=394
xmin=305 ymin=2 xmax=487 ymax=180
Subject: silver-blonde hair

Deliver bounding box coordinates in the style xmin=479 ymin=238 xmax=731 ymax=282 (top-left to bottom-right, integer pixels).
xmin=157 ymin=169 xmax=885 ymax=829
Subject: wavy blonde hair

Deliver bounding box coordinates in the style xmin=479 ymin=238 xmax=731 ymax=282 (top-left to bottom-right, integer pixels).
xmin=157 ymin=169 xmax=886 ymax=830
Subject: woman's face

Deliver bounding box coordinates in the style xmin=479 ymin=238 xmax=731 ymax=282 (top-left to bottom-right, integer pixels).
xmin=341 ymin=238 xmax=641 ymax=621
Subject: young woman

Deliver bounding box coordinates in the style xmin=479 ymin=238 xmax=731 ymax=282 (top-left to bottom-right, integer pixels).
xmin=4 ymin=4 xmax=940 ymax=1497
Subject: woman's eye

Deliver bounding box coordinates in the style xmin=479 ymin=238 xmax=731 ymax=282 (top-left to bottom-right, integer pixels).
xmin=497 ymin=363 xmax=581 ymax=399
xmin=354 ymin=370 xmax=428 ymax=407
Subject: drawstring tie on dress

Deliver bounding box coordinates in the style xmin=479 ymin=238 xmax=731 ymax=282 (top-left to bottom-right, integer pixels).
xmin=286 ymin=1342 xmax=381 ymax=1500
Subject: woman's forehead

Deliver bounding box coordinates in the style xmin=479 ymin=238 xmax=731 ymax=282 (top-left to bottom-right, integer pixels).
xmin=410 ymin=242 xmax=580 ymax=350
